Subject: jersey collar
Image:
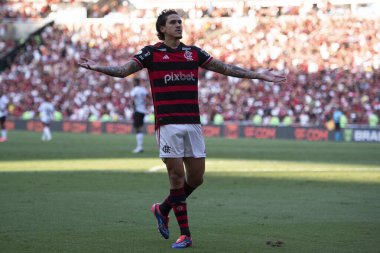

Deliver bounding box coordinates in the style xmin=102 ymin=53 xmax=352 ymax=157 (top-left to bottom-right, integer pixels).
xmin=160 ymin=42 xmax=186 ymax=52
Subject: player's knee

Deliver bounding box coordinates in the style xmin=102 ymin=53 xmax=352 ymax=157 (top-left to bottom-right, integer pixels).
xmin=169 ymin=172 xmax=184 ymax=181
xmin=168 ymin=171 xmax=185 ymax=186
xmin=196 ymin=178 xmax=204 ymax=187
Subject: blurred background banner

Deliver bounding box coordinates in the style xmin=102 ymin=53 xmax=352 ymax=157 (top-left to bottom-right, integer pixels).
xmin=6 ymin=119 xmax=380 ymax=142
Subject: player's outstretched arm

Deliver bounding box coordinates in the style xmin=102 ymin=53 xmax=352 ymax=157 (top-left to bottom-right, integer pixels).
xmin=77 ymin=58 xmax=142 ymax=78
xmin=204 ymin=58 xmax=286 ymax=83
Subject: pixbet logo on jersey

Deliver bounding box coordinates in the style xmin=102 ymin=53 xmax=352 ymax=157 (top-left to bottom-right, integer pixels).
xmin=164 ymin=72 xmax=195 ymax=84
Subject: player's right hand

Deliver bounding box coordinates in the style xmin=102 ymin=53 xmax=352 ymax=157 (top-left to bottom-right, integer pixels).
xmin=77 ymin=57 xmax=97 ymax=70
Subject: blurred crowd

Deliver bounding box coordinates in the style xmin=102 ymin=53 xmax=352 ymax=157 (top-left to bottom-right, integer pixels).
xmin=197 ymin=13 xmax=380 ymax=126
xmin=0 ymin=23 xmax=14 ymax=57
xmin=0 ymin=7 xmax=379 ymax=126
xmin=0 ymin=0 xmax=54 ymax=19
xmin=100 ymin=0 xmax=337 ymax=19
xmin=0 ymin=0 xmax=75 ymax=57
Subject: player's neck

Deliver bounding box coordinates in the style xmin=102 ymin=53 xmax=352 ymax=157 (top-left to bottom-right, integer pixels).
xmin=163 ymin=38 xmax=180 ymax=49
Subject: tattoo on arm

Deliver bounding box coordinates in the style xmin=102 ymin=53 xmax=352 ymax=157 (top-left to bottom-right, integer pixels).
xmin=96 ymin=60 xmax=142 ymax=78
xmin=204 ymin=59 xmax=259 ymax=79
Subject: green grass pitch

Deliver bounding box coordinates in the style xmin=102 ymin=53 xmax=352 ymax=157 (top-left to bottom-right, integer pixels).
xmin=0 ymin=130 xmax=380 ymax=253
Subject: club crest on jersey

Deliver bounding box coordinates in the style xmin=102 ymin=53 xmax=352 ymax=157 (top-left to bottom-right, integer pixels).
xmin=184 ymin=50 xmax=193 ymax=61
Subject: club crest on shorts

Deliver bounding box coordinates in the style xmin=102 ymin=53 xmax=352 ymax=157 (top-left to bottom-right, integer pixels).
xmin=162 ymin=144 xmax=172 ymax=153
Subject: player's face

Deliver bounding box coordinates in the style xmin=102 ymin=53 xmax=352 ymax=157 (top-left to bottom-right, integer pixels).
xmin=162 ymin=14 xmax=183 ymax=40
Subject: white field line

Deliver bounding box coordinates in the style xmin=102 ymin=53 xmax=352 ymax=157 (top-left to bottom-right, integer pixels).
xmin=203 ymin=167 xmax=380 ymax=172
xmin=148 ymin=161 xmax=380 ymax=173
xmin=148 ymin=165 xmax=166 ymax=172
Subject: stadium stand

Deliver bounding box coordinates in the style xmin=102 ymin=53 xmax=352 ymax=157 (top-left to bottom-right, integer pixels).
xmin=0 ymin=0 xmax=379 ymax=127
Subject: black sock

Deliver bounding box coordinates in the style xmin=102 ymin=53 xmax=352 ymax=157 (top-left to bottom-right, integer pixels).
xmin=159 ymin=182 xmax=197 ymax=217
xmin=159 ymin=197 xmax=171 ymax=217
xmin=184 ymin=182 xmax=195 ymax=197
xmin=169 ymin=188 xmax=190 ymax=236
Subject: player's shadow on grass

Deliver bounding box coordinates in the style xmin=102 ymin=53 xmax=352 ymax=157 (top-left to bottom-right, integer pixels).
xmin=0 ymin=170 xmax=379 ymax=253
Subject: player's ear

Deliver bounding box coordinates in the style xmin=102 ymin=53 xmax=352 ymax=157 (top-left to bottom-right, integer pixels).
xmin=160 ymin=25 xmax=166 ymax=34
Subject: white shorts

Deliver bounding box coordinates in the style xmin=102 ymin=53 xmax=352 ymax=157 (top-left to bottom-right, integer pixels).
xmin=156 ymin=124 xmax=206 ymax=158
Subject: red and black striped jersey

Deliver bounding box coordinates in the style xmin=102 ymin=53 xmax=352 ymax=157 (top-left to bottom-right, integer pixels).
xmin=132 ymin=42 xmax=213 ymax=129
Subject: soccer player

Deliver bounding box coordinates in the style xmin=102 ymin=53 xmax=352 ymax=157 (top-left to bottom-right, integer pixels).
xmin=38 ymin=94 xmax=55 ymax=141
xmin=333 ymin=107 xmax=343 ymax=141
xmin=130 ymin=78 xmax=148 ymax=153
xmin=78 ymin=9 xmax=286 ymax=249
xmin=0 ymin=88 xmax=9 ymax=142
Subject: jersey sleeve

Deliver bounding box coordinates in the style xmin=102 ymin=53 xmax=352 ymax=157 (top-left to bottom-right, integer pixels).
xmin=194 ymin=46 xmax=213 ymax=68
xmin=133 ymin=46 xmax=153 ymax=69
